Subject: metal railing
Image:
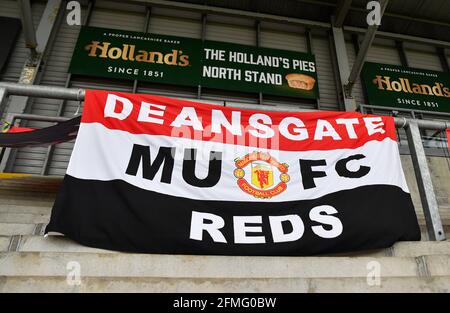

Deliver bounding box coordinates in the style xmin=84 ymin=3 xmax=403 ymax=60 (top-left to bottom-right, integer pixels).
xmin=0 ymin=82 xmax=448 ymax=241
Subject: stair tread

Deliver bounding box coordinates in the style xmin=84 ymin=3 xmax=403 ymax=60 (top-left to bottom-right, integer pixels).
xmin=1 ymin=276 xmax=449 ymax=293
xmin=0 ymin=237 xmax=10 ymax=251
xmin=0 ymin=223 xmax=38 ymax=236
xmin=0 ymin=213 xmax=50 ymax=224
xmin=1 ymin=250 xmax=450 ymax=279
xmin=0 ymin=235 xmax=448 ymax=256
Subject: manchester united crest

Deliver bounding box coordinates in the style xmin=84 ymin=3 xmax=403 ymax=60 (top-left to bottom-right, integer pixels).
xmin=233 ymin=152 xmax=290 ymax=199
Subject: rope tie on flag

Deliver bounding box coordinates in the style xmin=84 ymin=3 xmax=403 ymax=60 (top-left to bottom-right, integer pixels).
xmin=399 ymin=117 xmax=407 ymax=129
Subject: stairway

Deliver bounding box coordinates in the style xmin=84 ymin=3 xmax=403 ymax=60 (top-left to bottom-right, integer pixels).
xmin=0 ymin=175 xmax=449 ymax=292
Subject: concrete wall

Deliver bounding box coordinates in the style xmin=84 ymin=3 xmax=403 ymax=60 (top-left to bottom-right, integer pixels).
xmin=401 ymin=155 xmax=450 ymax=238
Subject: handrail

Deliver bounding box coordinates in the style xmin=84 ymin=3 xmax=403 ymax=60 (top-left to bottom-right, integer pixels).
xmin=0 ymin=82 xmax=84 ymax=101
xmin=10 ymin=113 xmax=72 ymax=124
xmin=1 ymin=82 xmax=449 ymax=130
xmin=359 ymin=103 xmax=450 ymax=118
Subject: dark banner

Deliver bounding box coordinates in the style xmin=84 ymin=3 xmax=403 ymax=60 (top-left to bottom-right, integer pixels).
xmin=68 ymin=26 xmax=319 ymax=99
xmin=362 ymin=62 xmax=450 ymax=113
xmin=46 ymin=90 xmax=420 ymax=255
xmin=0 ymin=116 xmax=80 ymax=148
xmin=0 ymin=16 xmax=21 ymax=74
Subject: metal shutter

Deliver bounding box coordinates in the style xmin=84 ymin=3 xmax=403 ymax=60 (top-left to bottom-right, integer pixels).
xmin=404 ymin=43 xmax=442 ymax=71
xmin=345 ymin=40 xmax=365 ymax=106
xmin=88 ymin=6 xmax=145 ymax=32
xmin=0 ymin=0 xmax=45 ymax=82
xmin=260 ymin=23 xmax=307 ymax=52
xmin=313 ymin=33 xmax=338 ymax=110
xmin=148 ymin=7 xmax=201 ymax=39
xmin=366 ymin=38 xmax=401 ymax=65
xmin=205 ymin=14 xmax=255 ymax=45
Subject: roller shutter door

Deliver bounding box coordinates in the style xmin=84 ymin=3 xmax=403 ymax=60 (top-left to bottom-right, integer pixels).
xmin=205 ymin=15 xmax=255 ymax=45
xmin=148 ymin=7 xmax=201 ymax=39
xmin=88 ymin=7 xmax=145 ymax=32
xmin=260 ymin=23 xmax=307 ymax=52
xmin=447 ymin=52 xmax=450 ymax=69
xmin=404 ymin=43 xmax=442 ymax=71
xmin=345 ymin=40 xmax=365 ymax=106
xmin=313 ymin=33 xmax=338 ymax=110
xmin=366 ymin=39 xmax=401 ymax=65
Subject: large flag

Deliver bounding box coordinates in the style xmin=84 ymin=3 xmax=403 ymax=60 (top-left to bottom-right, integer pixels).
xmin=46 ymin=90 xmax=420 ymax=255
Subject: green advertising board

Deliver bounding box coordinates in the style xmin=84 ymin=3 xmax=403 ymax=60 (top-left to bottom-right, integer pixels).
xmin=69 ymin=26 xmax=319 ymax=99
xmin=362 ymin=62 xmax=450 ymax=113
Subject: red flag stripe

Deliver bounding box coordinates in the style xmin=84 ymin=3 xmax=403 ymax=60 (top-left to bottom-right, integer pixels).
xmin=81 ymin=90 xmax=397 ymax=152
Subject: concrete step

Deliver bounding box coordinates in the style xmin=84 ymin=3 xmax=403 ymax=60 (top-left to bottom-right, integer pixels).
xmin=0 ymin=223 xmax=45 ymax=236
xmin=331 ymin=240 xmax=450 ymax=257
xmin=1 ymin=276 xmax=449 ymax=293
xmin=1 ymin=251 xmax=449 ymax=279
xmin=1 ymin=235 xmax=449 ymax=257
xmin=0 ymin=237 xmax=10 ymax=251
xmin=1 ymin=235 xmax=113 ymax=253
xmin=0 ymin=213 xmax=50 ymax=224
xmin=0 ymin=174 xmax=62 ymax=193
xmin=0 ymin=196 xmax=55 ymax=209
xmin=0 ymin=204 xmax=51 ymax=215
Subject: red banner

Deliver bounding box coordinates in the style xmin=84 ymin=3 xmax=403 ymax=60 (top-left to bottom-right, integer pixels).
xmin=447 ymin=129 xmax=450 ymax=151
xmin=6 ymin=126 xmax=35 ymax=133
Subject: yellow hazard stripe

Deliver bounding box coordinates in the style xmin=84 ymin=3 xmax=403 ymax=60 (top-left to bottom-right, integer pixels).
xmin=0 ymin=173 xmax=34 ymax=179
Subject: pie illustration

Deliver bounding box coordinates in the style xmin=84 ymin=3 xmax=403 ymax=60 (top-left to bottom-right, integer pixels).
xmin=285 ymin=73 xmax=316 ymax=90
